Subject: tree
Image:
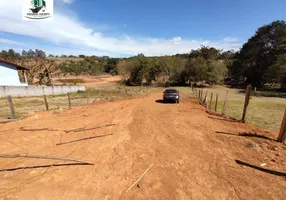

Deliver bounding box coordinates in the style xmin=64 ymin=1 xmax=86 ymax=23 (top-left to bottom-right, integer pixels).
xmin=230 ymin=20 xmax=286 ymax=88
xmin=35 ymin=49 xmax=46 ymax=58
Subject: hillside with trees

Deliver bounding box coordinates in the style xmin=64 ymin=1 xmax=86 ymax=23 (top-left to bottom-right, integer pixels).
xmin=0 ymin=20 xmax=285 ymax=91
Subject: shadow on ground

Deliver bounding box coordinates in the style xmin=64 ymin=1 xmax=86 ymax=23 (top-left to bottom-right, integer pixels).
xmin=235 ymin=159 xmax=286 ymax=177
xmin=155 ymin=99 xmax=177 ymax=104
xmin=208 ymin=116 xmax=239 ymax=122
xmin=216 ymin=131 xmax=274 ymax=141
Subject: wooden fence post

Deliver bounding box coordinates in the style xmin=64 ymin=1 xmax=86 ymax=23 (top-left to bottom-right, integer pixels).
xmin=43 ymin=95 xmax=49 ymax=111
xmin=203 ymin=91 xmax=208 ymax=105
xmin=277 ymin=109 xmax=286 ymax=143
xmin=222 ymin=89 xmax=229 ymax=115
xmin=215 ymin=93 xmax=218 ymax=112
xmin=209 ymin=92 xmax=213 ymax=110
xmin=201 ymin=90 xmax=204 ymax=103
xmin=87 ymin=92 xmax=90 ymax=104
xmin=67 ymin=93 xmax=71 ymax=108
xmin=7 ymin=95 xmax=16 ymax=119
xmin=242 ymin=84 xmax=252 ymax=123
xmin=125 ymin=88 xmax=128 ymax=95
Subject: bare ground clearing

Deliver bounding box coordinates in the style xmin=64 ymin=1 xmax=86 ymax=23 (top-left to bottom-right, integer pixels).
xmin=0 ymin=93 xmax=285 ymax=199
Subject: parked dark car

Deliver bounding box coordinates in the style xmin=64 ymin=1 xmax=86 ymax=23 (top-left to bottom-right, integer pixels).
xmin=163 ymin=88 xmax=180 ymax=103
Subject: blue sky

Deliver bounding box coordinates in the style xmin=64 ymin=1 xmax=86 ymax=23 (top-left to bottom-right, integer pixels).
xmin=0 ymin=0 xmax=285 ymax=57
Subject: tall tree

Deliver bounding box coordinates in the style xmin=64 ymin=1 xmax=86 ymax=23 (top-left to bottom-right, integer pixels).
xmin=232 ymin=20 xmax=286 ymax=88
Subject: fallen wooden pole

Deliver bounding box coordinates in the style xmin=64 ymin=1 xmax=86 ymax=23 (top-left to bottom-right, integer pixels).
xmin=20 ymin=127 xmax=58 ymax=132
xmin=0 ymin=154 xmax=93 ymax=165
xmin=126 ymin=164 xmax=154 ymax=192
xmin=56 ymin=134 xmax=113 ymax=145
xmin=65 ymin=123 xmax=116 ymax=133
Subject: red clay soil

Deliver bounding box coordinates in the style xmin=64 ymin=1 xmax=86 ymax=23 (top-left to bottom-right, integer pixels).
xmin=0 ymin=93 xmax=285 ymax=200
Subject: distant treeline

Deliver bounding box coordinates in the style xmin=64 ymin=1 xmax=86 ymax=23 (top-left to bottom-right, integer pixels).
xmin=0 ymin=20 xmax=285 ymax=90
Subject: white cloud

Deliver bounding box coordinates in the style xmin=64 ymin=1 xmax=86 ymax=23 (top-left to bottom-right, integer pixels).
xmin=223 ymin=37 xmax=239 ymax=43
xmin=0 ymin=1 xmax=241 ymax=56
xmin=61 ymin=0 xmax=75 ymax=4
xmin=0 ymin=38 xmax=25 ymax=46
xmin=171 ymin=37 xmax=182 ymax=45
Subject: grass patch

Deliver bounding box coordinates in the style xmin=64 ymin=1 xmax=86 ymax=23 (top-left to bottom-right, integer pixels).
xmin=0 ymin=85 xmax=144 ymax=119
xmin=195 ymin=86 xmax=286 ymax=131
xmin=253 ymin=90 xmax=286 ymax=98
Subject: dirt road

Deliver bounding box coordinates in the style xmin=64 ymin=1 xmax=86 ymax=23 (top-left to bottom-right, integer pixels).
xmin=0 ymin=92 xmax=285 ymax=199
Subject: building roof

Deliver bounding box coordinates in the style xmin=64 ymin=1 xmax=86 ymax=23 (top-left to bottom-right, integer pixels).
xmin=0 ymin=59 xmax=29 ymax=70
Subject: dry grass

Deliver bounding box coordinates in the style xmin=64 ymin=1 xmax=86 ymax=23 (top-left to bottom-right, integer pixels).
xmin=1 ymin=85 xmax=283 ymax=131
xmin=0 ymin=85 xmax=145 ymax=119
xmin=195 ymin=86 xmax=286 ymax=131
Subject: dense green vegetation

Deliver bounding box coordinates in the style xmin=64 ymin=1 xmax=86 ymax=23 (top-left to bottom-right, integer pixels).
xmin=229 ymin=20 xmax=286 ymax=91
xmin=0 ymin=20 xmax=285 ymax=91
xmin=117 ymin=48 xmax=228 ymax=86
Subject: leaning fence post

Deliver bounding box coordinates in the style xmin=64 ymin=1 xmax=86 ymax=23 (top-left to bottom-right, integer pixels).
xmin=209 ymin=92 xmax=213 ymax=110
xmin=222 ymin=89 xmax=229 ymax=115
xmin=277 ymin=109 xmax=286 ymax=143
xmin=67 ymin=93 xmax=71 ymax=108
xmin=242 ymin=84 xmax=252 ymax=123
xmin=215 ymin=93 xmax=218 ymax=112
xmin=7 ymin=95 xmax=16 ymax=119
xmin=43 ymin=95 xmax=49 ymax=111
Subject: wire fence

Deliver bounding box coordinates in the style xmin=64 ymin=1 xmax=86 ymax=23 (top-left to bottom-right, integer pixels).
xmin=191 ymin=85 xmax=286 ymax=143
xmin=0 ymin=86 xmax=147 ymax=120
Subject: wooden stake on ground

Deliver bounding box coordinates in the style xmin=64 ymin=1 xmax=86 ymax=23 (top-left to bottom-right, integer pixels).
xmin=209 ymin=93 xmax=213 ymax=110
xmin=222 ymin=89 xmax=229 ymax=115
xmin=0 ymin=154 xmax=93 ymax=165
xmin=7 ymin=95 xmax=16 ymax=119
xmin=65 ymin=123 xmax=116 ymax=133
xmin=56 ymin=134 xmax=113 ymax=145
xmin=67 ymin=92 xmax=71 ymax=108
xmin=43 ymin=95 xmax=49 ymax=111
xmin=277 ymin=109 xmax=286 ymax=143
xmin=215 ymin=93 xmax=218 ymax=112
xmin=242 ymin=84 xmax=252 ymax=123
xmin=126 ymin=164 xmax=154 ymax=192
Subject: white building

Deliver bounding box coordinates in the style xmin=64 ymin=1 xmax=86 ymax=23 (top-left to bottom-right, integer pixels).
xmin=0 ymin=60 xmax=29 ymax=86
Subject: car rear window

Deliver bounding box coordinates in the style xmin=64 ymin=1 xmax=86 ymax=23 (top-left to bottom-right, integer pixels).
xmin=165 ymin=89 xmax=177 ymax=93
